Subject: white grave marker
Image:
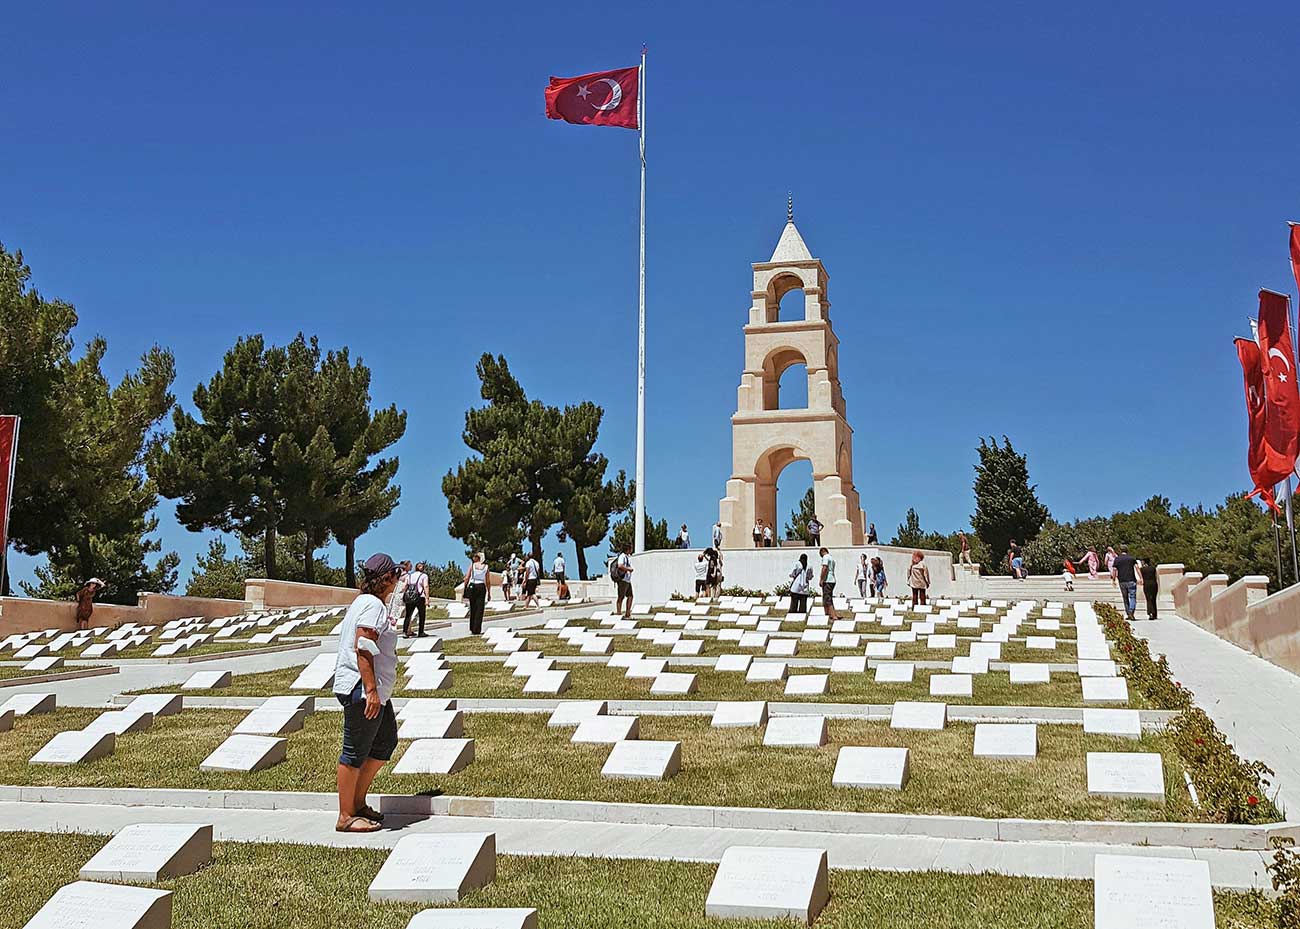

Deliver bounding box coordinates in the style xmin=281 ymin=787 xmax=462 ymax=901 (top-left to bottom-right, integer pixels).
xmin=368 ymin=833 xmax=497 ymax=903
xmin=705 ymin=846 xmax=829 ymax=924
xmin=601 ymin=739 xmax=681 ymax=780
xmin=832 ymin=746 xmax=910 ymax=790
xmin=1086 ymin=752 xmax=1166 ymax=802
xmin=79 ymin=823 xmax=213 ymax=882
xmin=199 ymin=734 xmax=287 ymax=772
xmin=22 ymin=881 xmax=172 ymax=929
xmin=1092 ymin=854 xmax=1213 ymax=929
xmin=393 ymin=738 xmax=475 ymax=775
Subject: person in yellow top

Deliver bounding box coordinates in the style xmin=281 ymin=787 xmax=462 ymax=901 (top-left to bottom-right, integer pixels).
xmin=907 ymin=551 xmax=931 ymax=608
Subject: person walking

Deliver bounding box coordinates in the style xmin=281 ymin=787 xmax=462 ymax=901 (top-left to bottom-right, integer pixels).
xmin=462 ymin=552 xmax=491 ymax=635
xmin=74 ymin=578 xmax=105 ymax=631
xmin=505 ymin=553 xmax=521 ymax=601
xmin=866 ymin=523 xmax=878 ymax=544
xmin=552 ymin=551 xmax=569 ymax=601
xmin=522 ymin=553 xmax=541 ymax=608
xmin=500 ymin=558 xmax=513 ymax=602
xmin=612 ymin=543 xmax=635 ymax=618
xmin=400 ymin=562 xmax=429 ymax=638
xmin=1007 ymin=540 xmax=1023 ymax=579
xmin=676 ymin=524 xmax=690 ymax=549
xmin=908 ymin=550 xmax=931 ymax=608
xmin=1078 ymin=546 xmax=1100 ymax=580
xmin=788 ymin=553 xmax=812 ymax=613
xmin=1105 ymin=546 xmax=1118 ymax=587
xmin=818 ymin=547 xmax=839 ymax=619
xmin=752 ymin=519 xmax=763 ymax=548
xmin=386 ymin=560 xmax=411 ymax=625
xmin=854 ymin=553 xmax=870 ymax=598
xmin=807 ymin=514 xmax=823 ymax=547
xmin=707 ymin=547 xmax=724 ymax=597
xmin=763 ymin=523 xmax=774 ymax=548
xmin=1138 ymin=556 xmax=1159 ymax=620
xmin=1113 ymin=546 xmax=1139 ymax=620
xmin=1062 ymin=559 xmax=1076 ymax=592
xmin=333 ymin=552 xmax=401 ymax=834
xmin=957 ymin=531 xmax=972 ymax=566
xmin=871 ymin=557 xmax=887 ymax=598
xmin=712 ymin=521 xmax=723 ymax=550
xmin=693 ymin=552 xmax=709 ymax=596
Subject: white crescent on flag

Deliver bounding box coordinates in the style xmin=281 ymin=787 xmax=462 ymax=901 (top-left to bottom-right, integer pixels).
xmin=592 ymin=77 xmax=623 ymax=111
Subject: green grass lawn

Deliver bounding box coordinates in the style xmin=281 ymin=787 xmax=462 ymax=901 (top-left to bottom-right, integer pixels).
xmin=443 ymin=632 xmax=1084 ymax=664
xmin=0 ymin=832 xmax=1274 ymax=929
xmin=151 ymin=659 xmax=1145 ymax=709
xmin=0 ymin=707 xmax=1201 ymax=822
xmin=0 ymin=665 xmax=112 ymax=681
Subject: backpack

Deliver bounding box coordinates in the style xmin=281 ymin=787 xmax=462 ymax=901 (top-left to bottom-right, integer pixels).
xmin=403 ymin=574 xmax=423 ymax=605
xmin=609 ymin=555 xmax=625 ymax=581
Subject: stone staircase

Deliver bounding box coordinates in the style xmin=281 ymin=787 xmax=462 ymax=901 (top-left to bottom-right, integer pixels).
xmin=976 ymin=574 xmax=1127 ymax=607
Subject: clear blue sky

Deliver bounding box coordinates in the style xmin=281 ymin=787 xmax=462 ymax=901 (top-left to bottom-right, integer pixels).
xmin=4 ymin=2 xmax=1298 ymax=587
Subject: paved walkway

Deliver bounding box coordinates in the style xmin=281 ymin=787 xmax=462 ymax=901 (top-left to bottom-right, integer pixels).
xmin=1137 ymin=616 xmax=1300 ymax=813
xmin=0 ymin=800 xmax=1273 ymax=889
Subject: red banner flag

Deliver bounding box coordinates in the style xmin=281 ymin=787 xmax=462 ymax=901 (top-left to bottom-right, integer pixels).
xmin=1290 ymin=222 xmax=1300 ymax=300
xmin=545 ymin=66 xmax=639 ymax=129
xmin=0 ymin=416 xmax=18 ymax=570
xmin=1236 ymin=338 xmax=1275 ymax=509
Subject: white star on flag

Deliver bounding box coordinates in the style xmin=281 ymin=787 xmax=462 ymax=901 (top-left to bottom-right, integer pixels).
xmin=576 ymin=84 xmax=590 ymax=99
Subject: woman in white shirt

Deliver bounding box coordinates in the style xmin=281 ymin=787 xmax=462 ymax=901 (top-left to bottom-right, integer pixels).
xmin=788 ymin=553 xmax=811 ymax=613
xmin=462 ymin=552 xmax=491 ymax=635
xmin=694 ymin=553 xmax=709 ymax=595
xmin=333 ymin=552 xmax=402 ymax=833
xmin=854 ymin=554 xmax=870 ymax=599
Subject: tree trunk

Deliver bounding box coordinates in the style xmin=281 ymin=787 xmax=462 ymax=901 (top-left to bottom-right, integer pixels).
xmin=574 ymin=543 xmax=589 ymax=581
xmin=1 ymin=561 xmax=8 ymax=596
xmin=344 ymin=537 xmax=357 ymax=588
xmin=303 ymin=537 xmax=315 ymax=585
xmin=265 ymin=524 xmax=277 ymax=579
xmin=530 ymin=528 xmax=543 ymax=566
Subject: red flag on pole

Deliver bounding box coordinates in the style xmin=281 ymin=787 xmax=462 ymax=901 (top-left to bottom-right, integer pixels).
xmin=1236 ymin=338 xmax=1276 ymax=510
xmin=0 ymin=416 xmax=18 ymax=575
xmin=1290 ymin=222 xmax=1300 ymax=298
xmin=545 ymin=66 xmax=640 ymax=129
xmin=1251 ymin=289 xmax=1300 ymax=511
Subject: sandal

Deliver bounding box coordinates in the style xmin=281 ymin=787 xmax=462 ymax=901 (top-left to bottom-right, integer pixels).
xmin=335 ymin=815 xmax=381 ymax=834
xmin=357 ymin=804 xmax=384 ymax=822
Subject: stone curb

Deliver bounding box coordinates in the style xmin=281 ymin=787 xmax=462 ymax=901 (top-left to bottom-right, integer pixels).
xmin=450 ymin=655 xmax=1089 ymax=672
xmin=2 ymin=785 xmax=1291 ymax=850
xmin=0 ymin=666 xmax=119 ymax=689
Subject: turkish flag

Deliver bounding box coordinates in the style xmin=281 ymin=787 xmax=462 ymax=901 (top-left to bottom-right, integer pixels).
xmin=1253 ymin=289 xmax=1300 ymax=510
xmin=0 ymin=415 xmax=17 ymax=561
xmin=545 ymin=66 xmax=639 ymax=130
xmin=1290 ymin=223 xmax=1300 ymax=300
xmin=1236 ymin=338 xmax=1276 ymax=510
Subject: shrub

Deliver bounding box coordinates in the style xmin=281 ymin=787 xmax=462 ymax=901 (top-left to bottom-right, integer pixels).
xmin=1097 ymin=602 xmax=1280 ymax=823
xmin=1269 ymin=838 xmax=1300 ymax=929
xmin=719 ymin=586 xmax=767 ymax=598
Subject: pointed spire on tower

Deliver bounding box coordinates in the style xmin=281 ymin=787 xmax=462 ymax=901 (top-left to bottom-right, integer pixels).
xmin=770 ymin=193 xmax=812 ymax=262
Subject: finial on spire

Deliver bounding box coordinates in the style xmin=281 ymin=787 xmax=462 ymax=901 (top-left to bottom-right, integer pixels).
xmin=787 ymin=192 xmax=793 ymax=223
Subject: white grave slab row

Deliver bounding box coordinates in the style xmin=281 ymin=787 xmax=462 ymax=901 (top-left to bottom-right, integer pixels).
xmin=547 ymin=700 xmax=608 ymax=727
xmin=183 ymin=670 xmax=232 ymax=690
xmin=746 ymin=661 xmax=787 ymax=683
xmin=128 ymin=694 xmax=182 ymax=717
xmin=930 ymin=673 xmax=972 ymax=697
xmin=1082 ymin=677 xmax=1130 ymax=704
xmin=1009 ymin=663 xmax=1050 ymax=684
xmin=2 ymin=692 xmax=55 ymax=716
xmin=650 ymin=672 xmax=698 ymax=696
xmin=522 ymin=670 xmax=570 ymax=694
xmin=1083 ymin=708 xmax=1142 ymax=740
xmin=397 ymin=710 xmax=464 ymax=740
xmin=83 ymin=710 xmax=154 ymax=736
xmin=890 ymin=701 xmax=947 ymax=731
xmin=785 ymin=674 xmax=828 ymax=696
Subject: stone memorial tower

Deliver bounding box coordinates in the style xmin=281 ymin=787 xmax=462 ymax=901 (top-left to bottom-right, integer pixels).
xmin=717 ymin=205 xmax=866 ymax=548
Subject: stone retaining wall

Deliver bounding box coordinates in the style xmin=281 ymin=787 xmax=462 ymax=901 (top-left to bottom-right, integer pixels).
xmin=0 ymin=591 xmax=245 ymax=637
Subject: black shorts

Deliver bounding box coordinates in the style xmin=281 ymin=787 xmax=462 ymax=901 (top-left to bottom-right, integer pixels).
xmin=525 ymin=578 xmax=539 ymax=595
xmin=695 ymin=579 xmax=707 ymax=593
xmin=616 ymin=579 xmax=633 ymax=599
xmin=554 ymin=572 xmax=566 ymax=583
xmin=337 ymin=684 xmax=397 ymax=768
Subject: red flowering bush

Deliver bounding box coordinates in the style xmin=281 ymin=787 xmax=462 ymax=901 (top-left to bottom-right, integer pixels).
xmin=1098 ymin=602 xmax=1279 ymax=824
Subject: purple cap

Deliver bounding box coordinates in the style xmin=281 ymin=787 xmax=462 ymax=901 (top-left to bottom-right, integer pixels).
xmin=362 ymin=553 xmax=397 ymax=577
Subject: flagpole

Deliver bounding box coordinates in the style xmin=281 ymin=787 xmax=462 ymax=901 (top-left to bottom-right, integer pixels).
xmin=633 ymin=46 xmax=647 ymax=554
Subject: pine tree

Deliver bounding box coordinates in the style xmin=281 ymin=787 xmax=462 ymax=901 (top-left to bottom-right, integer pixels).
xmin=784 ymin=487 xmax=816 ymax=543
xmin=1 ymin=243 xmax=179 ymax=602
xmin=891 ymin=507 xmax=924 ymax=547
xmin=443 ymin=354 xmax=625 ymax=570
xmin=971 ymin=436 xmax=1050 ymax=572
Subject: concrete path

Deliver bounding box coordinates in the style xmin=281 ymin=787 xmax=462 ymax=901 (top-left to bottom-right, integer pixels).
xmin=0 ymin=800 xmax=1273 ymax=890
xmin=1137 ymin=616 xmax=1300 ymax=814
